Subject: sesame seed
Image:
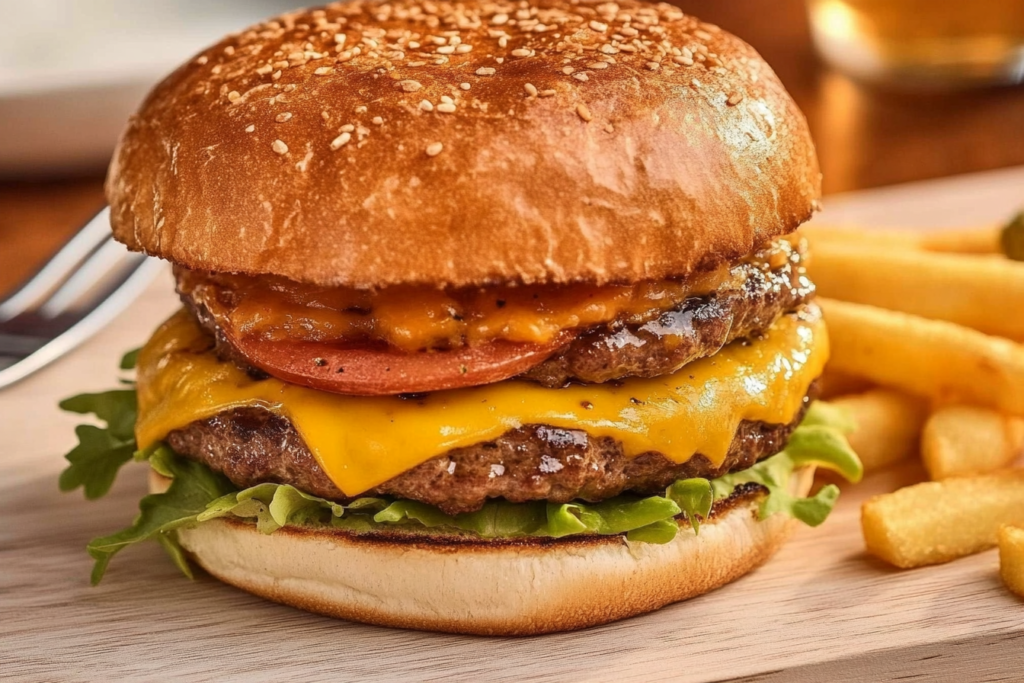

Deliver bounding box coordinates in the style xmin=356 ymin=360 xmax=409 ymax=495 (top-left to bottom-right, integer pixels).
xmin=276 ymin=112 xmax=293 ymax=123
xmin=647 ymin=60 xmax=661 ymax=70
xmin=460 ymin=82 xmax=471 ymax=90
xmin=397 ymin=79 xmax=422 ymax=92
xmin=356 ymin=105 xmax=367 ymax=113
xmin=727 ymin=93 xmax=744 ymax=106
xmin=576 ymin=103 xmax=593 ymax=122
xmin=340 ymin=124 xmax=355 ymax=132
xmin=562 ymin=66 xmax=574 ymax=74
xmin=437 ymin=102 xmax=456 ymax=113
xmin=511 ymin=48 xmax=531 ymax=58
xmin=492 ymin=13 xmax=509 ymax=25
xmin=228 ymin=91 xmax=241 ymax=102
xmin=599 ymin=44 xmax=618 ymax=55
xmin=196 ymin=55 xmax=209 ymax=65
xmin=321 ymin=111 xmax=330 ymax=120
xmin=524 ymin=83 xmax=539 ymax=97
xmin=604 ymin=123 xmax=615 ymax=133
xmin=272 ymin=140 xmax=289 ymax=155
xmin=436 ymin=45 xmax=456 ymax=54
xmin=456 ymin=44 xmax=473 ymax=53
xmin=695 ymin=29 xmax=713 ymax=41
xmin=539 ymin=89 xmax=556 ymax=97
xmin=495 ymin=57 xmax=504 ymax=64
xmin=673 ymin=55 xmax=694 ymax=66
xmin=372 ymin=116 xmax=384 ymax=125
xmin=256 ymin=64 xmax=273 ymax=76
xmin=476 ymin=67 xmax=496 ymax=76
xmin=245 ymin=125 xmax=256 ymax=133
xmin=420 ymin=100 xmax=434 ymax=111
xmin=589 ymin=20 xmax=608 ymax=32
xmin=588 ymin=61 xmax=609 ymax=69
xmin=498 ymin=36 xmax=508 ymax=48
xmin=426 ymin=142 xmax=444 ymax=157
xmin=330 ymin=132 xmax=352 ymax=149
xmin=315 ymin=66 xmax=332 ymax=75
xmin=272 ymin=70 xmax=282 ymax=80
xmin=573 ymin=72 xmax=589 ymax=82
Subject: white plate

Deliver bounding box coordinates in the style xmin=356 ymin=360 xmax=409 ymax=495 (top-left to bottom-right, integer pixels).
xmin=0 ymin=0 xmax=297 ymax=176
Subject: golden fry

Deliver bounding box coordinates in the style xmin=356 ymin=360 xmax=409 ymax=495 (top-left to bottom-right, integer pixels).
xmin=832 ymin=389 xmax=929 ymax=474
xmin=818 ymin=368 xmax=875 ymax=400
xmin=922 ymin=406 xmax=1024 ymax=480
xmin=803 ymin=224 xmax=1000 ymax=255
xmin=862 ymin=472 xmax=1024 ymax=568
xmin=1000 ymin=526 xmax=1024 ymax=599
xmin=808 ymin=244 xmax=1024 ymax=339
xmin=821 ymin=299 xmax=1024 ymax=416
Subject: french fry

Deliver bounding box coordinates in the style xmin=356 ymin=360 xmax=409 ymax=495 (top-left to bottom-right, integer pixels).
xmin=820 ymin=299 xmax=1024 ymax=416
xmin=861 ymin=472 xmax=1024 ymax=568
xmin=803 ymin=224 xmax=1001 ymax=255
xmin=1000 ymin=526 xmax=1024 ymax=598
xmin=808 ymin=244 xmax=1024 ymax=339
xmin=922 ymin=406 xmax=1024 ymax=480
xmin=831 ymin=390 xmax=928 ymax=474
xmin=818 ymin=368 xmax=875 ymax=400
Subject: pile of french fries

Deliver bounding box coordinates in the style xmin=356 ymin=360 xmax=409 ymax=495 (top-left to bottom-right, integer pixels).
xmin=804 ymin=214 xmax=1024 ymax=597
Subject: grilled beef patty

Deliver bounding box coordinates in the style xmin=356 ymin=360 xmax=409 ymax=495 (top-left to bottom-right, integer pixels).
xmin=177 ymin=241 xmax=812 ymax=387
xmin=166 ymin=381 xmax=816 ymax=514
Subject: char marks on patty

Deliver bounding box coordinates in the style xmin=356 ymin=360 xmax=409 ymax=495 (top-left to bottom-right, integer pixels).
xmin=166 ymin=381 xmax=817 ymax=515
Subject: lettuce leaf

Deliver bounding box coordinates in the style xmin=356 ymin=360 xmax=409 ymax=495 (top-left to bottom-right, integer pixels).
xmin=60 ymin=368 xmax=863 ymax=583
xmin=58 ymin=390 xmax=139 ymax=499
xmin=85 ymin=445 xmax=235 ymax=584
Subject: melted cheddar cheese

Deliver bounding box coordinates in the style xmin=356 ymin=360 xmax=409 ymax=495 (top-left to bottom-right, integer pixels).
xmin=175 ymin=238 xmax=803 ymax=352
xmin=136 ymin=305 xmax=828 ymax=496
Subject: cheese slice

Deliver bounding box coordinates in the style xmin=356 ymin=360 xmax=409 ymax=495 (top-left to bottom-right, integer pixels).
xmin=136 ymin=306 xmax=828 ymax=496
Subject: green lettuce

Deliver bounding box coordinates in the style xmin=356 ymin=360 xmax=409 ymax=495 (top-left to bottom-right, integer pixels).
xmin=60 ymin=371 xmax=862 ymax=583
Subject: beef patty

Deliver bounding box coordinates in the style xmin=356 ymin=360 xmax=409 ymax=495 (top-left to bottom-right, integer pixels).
xmin=166 ymin=381 xmax=817 ymax=514
xmin=177 ymin=241 xmax=813 ymax=387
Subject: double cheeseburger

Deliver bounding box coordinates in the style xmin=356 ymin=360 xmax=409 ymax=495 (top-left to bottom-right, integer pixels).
xmin=66 ymin=0 xmax=861 ymax=635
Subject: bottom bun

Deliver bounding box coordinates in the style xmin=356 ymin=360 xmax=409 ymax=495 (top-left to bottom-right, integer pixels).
xmin=159 ymin=467 xmax=814 ymax=636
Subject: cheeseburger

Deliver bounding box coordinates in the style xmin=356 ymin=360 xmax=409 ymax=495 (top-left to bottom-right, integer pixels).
xmin=62 ymin=0 xmax=861 ymax=635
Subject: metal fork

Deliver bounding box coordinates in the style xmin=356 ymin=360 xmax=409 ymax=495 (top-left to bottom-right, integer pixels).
xmin=0 ymin=207 xmax=164 ymax=390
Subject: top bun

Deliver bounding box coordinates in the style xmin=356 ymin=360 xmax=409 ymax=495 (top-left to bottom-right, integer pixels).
xmin=107 ymin=0 xmax=820 ymax=288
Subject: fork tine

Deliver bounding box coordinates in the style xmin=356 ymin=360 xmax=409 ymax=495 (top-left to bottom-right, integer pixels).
xmin=37 ymin=236 xmax=132 ymax=319
xmin=0 ymin=207 xmax=111 ymax=321
xmin=0 ymin=257 xmax=164 ymax=390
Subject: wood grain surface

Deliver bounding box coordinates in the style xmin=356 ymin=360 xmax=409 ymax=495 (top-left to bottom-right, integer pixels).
xmin=2 ymin=167 xmax=1024 ymax=682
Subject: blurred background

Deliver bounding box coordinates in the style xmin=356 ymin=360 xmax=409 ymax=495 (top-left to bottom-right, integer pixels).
xmin=3 ymin=0 xmax=1024 ymax=294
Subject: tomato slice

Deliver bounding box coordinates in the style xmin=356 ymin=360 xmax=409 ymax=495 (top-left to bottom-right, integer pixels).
xmin=223 ymin=328 xmax=575 ymax=396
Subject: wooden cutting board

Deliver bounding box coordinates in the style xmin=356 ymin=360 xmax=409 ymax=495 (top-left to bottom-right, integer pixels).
xmin=3 ymin=167 xmax=1023 ymax=683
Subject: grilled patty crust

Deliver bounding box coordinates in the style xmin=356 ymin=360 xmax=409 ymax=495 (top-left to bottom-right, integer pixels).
xmin=166 ymin=381 xmax=817 ymax=514
xmin=176 ymin=241 xmax=812 ymax=387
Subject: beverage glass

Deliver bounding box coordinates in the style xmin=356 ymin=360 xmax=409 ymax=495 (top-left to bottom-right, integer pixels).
xmin=808 ymin=0 xmax=1024 ymax=87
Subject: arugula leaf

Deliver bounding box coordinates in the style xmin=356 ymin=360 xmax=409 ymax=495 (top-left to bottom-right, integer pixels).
xmin=58 ymin=426 xmax=136 ymax=500
xmin=120 ymin=348 xmax=142 ymax=371
xmin=58 ymin=390 xmax=139 ymax=499
xmin=59 ymin=390 xmax=137 ymax=442
xmin=87 ymin=446 xmax=235 ymax=584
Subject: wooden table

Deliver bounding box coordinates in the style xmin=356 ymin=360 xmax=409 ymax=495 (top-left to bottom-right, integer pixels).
xmin=3 ymin=0 xmax=1024 ymax=295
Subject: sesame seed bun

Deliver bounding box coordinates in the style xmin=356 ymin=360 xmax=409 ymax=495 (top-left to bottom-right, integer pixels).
xmin=157 ymin=467 xmax=813 ymax=635
xmin=107 ymin=0 xmax=820 ymax=288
